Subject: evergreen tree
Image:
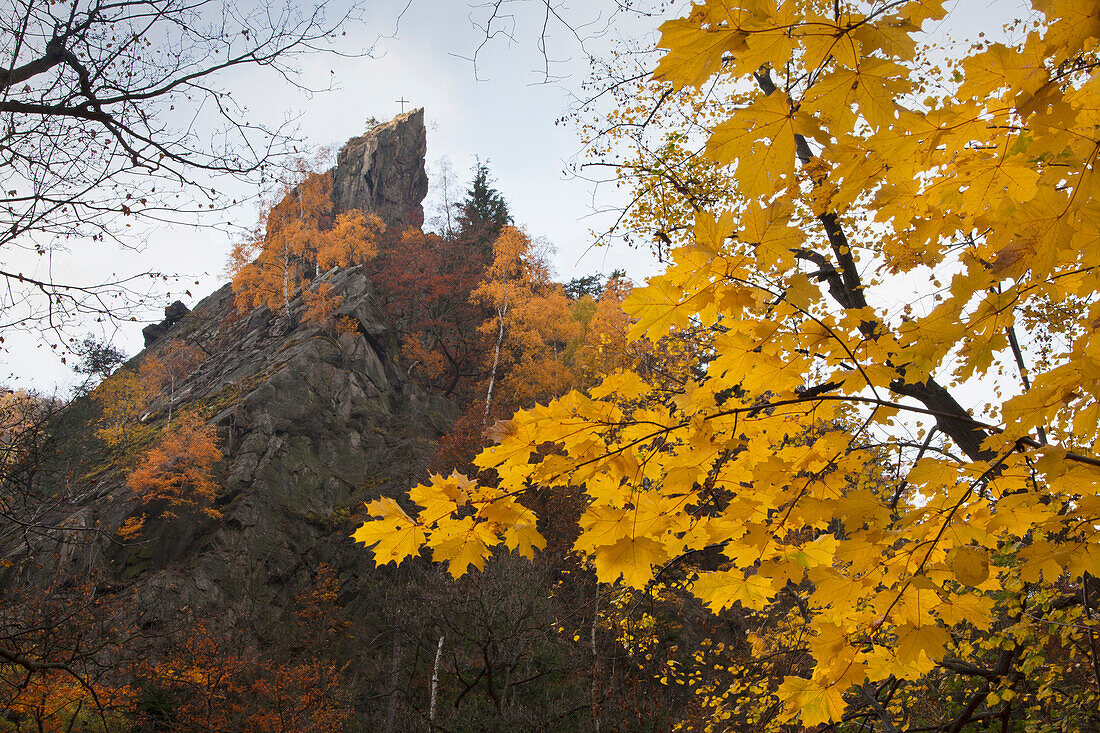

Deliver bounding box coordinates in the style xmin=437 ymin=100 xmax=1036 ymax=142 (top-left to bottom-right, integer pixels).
xmin=455 ymin=162 xmax=511 ymax=256
xmin=73 ymin=336 xmax=127 ymax=380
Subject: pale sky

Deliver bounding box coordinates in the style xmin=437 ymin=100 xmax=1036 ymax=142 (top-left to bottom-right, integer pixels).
xmin=3 ymin=0 xmax=1034 ymax=393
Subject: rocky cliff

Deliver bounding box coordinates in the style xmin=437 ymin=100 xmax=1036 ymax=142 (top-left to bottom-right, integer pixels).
xmin=25 ymin=265 xmax=444 ymax=606
xmin=34 ymin=111 xmax=437 ymax=606
xmin=5 ymin=111 xmax=610 ymax=731
xmin=331 ymin=108 xmax=429 ymax=232
xmin=8 ymin=110 xmax=444 ymax=667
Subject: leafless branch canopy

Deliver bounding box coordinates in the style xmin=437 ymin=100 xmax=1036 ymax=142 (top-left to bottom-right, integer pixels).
xmin=1 ymin=0 xmax=366 ymax=335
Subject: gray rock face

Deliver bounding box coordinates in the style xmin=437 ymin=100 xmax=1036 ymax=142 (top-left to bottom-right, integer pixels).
xmin=6 ymin=112 xmax=449 ymax=722
xmin=29 ymin=110 xmax=439 ymax=611
xmin=27 ymin=265 xmax=452 ymax=634
xmin=331 ymin=108 xmax=429 ymax=233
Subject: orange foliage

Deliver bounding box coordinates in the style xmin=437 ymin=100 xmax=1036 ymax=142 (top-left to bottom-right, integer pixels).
xmin=435 ymin=229 xmax=642 ymax=469
xmin=230 ymin=162 xmax=383 ymax=315
xmin=303 ymin=281 xmax=364 ymax=337
xmin=573 ymin=273 xmax=642 ymax=381
xmin=332 ymin=315 xmax=359 ymax=338
xmin=123 ymin=412 xmax=222 ymax=537
xmin=3 ymin=671 xmax=134 ymax=730
xmin=93 ymin=342 xmax=204 ymax=447
xmin=472 ymin=226 xmax=587 ymax=412
xmin=302 ymin=281 xmax=343 ymax=325
xmin=140 ymin=341 xmax=201 ymax=426
xmin=316 ymin=210 xmax=384 ymax=271
xmin=138 ymin=566 xmax=353 ymax=731
xmin=0 ymin=577 xmax=139 ymax=731
xmin=141 ymin=626 xmax=349 ymax=732
xmin=140 ymin=342 xmax=200 ymax=397
xmin=144 ymin=629 xmax=350 ymax=732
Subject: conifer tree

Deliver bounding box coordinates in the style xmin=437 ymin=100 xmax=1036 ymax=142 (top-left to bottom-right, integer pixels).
xmin=455 ymin=162 xmax=512 ymax=257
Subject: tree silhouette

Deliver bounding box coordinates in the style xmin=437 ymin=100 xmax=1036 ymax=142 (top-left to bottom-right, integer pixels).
xmin=455 ymin=162 xmax=512 ymax=258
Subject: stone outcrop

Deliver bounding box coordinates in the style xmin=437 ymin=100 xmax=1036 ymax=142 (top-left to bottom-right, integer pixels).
xmin=30 ymin=264 xmax=453 ymax=624
xmin=2 ymin=110 xmax=614 ymax=731
xmin=19 ymin=111 xmax=444 ymax=630
xmin=331 ymin=108 xmax=429 ymax=232
xmin=141 ymin=299 xmax=190 ymax=347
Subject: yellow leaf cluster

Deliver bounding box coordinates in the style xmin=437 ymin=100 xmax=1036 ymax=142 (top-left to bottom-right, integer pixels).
xmin=357 ymin=1 xmax=1100 ymax=727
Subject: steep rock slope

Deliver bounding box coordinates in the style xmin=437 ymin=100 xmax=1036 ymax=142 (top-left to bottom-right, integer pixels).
xmin=120 ymin=267 xmax=449 ymax=618
xmin=25 ymin=111 xmax=443 ymax=622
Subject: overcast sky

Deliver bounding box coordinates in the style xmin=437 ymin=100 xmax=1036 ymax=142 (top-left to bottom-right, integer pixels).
xmin=4 ymin=0 xmax=1034 ymax=393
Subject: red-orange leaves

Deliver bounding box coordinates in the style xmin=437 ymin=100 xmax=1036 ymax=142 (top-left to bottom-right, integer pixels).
xmin=230 ymin=163 xmax=383 ymax=315
xmin=123 ymin=412 xmax=222 ymax=536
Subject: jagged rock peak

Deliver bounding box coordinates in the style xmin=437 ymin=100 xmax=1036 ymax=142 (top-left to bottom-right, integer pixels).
xmin=331 ymin=108 xmax=428 ymax=233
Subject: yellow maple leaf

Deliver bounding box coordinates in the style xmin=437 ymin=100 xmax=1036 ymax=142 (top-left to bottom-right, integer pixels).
xmin=351 ymin=497 xmax=425 ymax=566
xmin=777 ymin=675 xmax=848 ymax=726
xmin=895 ymin=623 xmax=951 ymax=666
xmin=949 ymin=546 xmax=990 ymax=587
xmin=500 ymin=506 xmax=546 ymax=559
xmin=706 ymin=92 xmax=813 ymax=199
xmin=691 ymin=569 xmax=774 ymax=612
xmin=429 ymin=516 xmax=498 ymax=578
xmin=652 ymin=17 xmax=748 ymax=90
xmin=596 ymin=535 xmax=668 ymax=588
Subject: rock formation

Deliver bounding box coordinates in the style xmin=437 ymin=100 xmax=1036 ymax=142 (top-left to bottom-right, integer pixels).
xmin=141 ymin=299 xmax=190 ymax=347
xmin=2 ymin=112 xmax=612 ymax=730
xmin=12 ymin=110 xmax=444 ymax=648
xmin=331 ymin=108 xmax=429 ymax=232
xmin=32 ymin=263 xmax=451 ymax=605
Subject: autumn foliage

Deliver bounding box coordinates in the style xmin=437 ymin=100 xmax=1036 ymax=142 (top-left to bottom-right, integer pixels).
xmin=0 ymin=578 xmax=138 ymax=732
xmin=92 ymin=341 xmax=203 ymax=448
xmin=0 ymin=569 xmax=353 ymax=732
xmin=92 ymin=369 xmax=149 ymax=450
xmin=357 ymin=1 xmax=1100 ymax=730
xmin=230 ymin=162 xmax=383 ymax=316
xmin=372 ymin=228 xmax=489 ymax=397
xmin=85 ymin=340 xmax=220 ymax=539
xmin=0 ymin=390 xmax=53 ymax=467
xmin=121 ymin=411 xmax=222 ymax=538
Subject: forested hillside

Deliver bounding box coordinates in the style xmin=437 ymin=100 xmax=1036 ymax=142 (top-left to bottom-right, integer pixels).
xmin=0 ymin=109 xmax=677 ymax=731
xmin=3 ymin=1 xmax=1100 ymax=732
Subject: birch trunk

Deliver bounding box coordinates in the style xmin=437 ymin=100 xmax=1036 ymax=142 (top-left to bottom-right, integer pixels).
xmin=429 ymin=634 xmax=445 ymax=731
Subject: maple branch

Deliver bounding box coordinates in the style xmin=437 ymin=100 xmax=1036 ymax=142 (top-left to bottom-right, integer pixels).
xmin=1084 ymin=572 xmax=1100 ymax=695
xmin=755 ymin=67 xmax=993 ymax=461
xmin=792 ymin=248 xmax=850 ymax=308
xmin=1004 ymin=316 xmax=1048 ymax=445
xmin=940 ymin=658 xmax=1001 ymax=681
xmin=859 ymin=683 xmax=899 ymax=733
xmin=888 ymin=426 xmax=937 ymax=510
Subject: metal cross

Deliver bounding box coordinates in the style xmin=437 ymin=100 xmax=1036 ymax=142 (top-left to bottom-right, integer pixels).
xmin=396 ymin=97 xmax=409 ymax=113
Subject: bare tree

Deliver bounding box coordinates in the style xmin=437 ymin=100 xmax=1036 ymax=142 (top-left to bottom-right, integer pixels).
xmin=1 ymin=0 xmax=370 ymax=336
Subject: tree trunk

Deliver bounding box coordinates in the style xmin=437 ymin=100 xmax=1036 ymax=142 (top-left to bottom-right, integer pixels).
xmin=383 ymin=623 xmax=404 ymax=733
xmin=429 ymin=634 xmax=444 ymax=731
xmin=483 ymin=298 xmax=506 ymax=426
